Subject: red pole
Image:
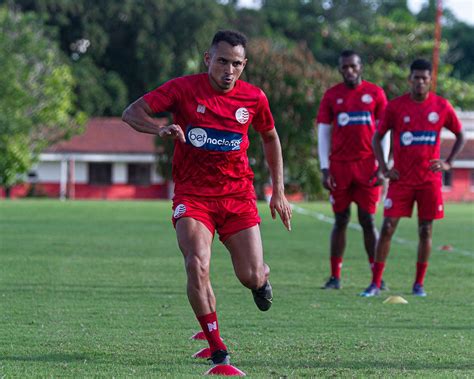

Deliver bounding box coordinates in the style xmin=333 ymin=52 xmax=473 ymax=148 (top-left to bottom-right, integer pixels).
xmin=432 ymin=0 xmax=442 ymax=92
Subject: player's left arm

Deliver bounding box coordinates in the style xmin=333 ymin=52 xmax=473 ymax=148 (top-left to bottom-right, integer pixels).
xmin=430 ymin=130 xmax=465 ymax=172
xmin=430 ymin=104 xmax=465 ymax=172
xmin=259 ymin=128 xmax=292 ymax=231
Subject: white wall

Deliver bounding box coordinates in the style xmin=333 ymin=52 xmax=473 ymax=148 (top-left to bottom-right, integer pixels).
xmin=113 ymin=163 xmax=127 ymax=184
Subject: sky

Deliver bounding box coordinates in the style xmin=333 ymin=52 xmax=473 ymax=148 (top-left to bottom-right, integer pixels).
xmin=237 ymin=0 xmax=474 ymax=25
xmin=408 ymin=0 xmax=473 ymax=25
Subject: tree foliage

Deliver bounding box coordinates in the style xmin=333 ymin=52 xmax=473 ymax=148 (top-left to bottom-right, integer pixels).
xmin=0 ymin=7 xmax=86 ymax=191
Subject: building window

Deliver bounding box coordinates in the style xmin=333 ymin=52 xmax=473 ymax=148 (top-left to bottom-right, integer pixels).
xmin=128 ymin=163 xmax=151 ymax=185
xmin=442 ymin=170 xmax=452 ymax=187
xmin=89 ymin=163 xmax=112 ymax=185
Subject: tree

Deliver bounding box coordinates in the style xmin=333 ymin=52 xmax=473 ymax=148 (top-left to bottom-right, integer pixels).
xmin=0 ymin=7 xmax=86 ymax=195
xmin=243 ymin=38 xmax=339 ymax=199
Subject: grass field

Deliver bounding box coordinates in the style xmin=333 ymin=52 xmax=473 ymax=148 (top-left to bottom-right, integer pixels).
xmin=0 ymin=200 xmax=473 ymax=378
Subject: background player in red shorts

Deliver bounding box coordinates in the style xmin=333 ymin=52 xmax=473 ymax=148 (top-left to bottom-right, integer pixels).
xmin=122 ymin=30 xmax=292 ymax=371
xmin=360 ymin=59 xmax=465 ymax=297
xmin=317 ymin=50 xmax=388 ymax=290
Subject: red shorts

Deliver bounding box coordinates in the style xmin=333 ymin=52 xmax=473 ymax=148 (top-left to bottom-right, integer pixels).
xmin=383 ymin=181 xmax=444 ymax=220
xmin=329 ymin=158 xmax=381 ymax=214
xmin=172 ymin=195 xmax=261 ymax=242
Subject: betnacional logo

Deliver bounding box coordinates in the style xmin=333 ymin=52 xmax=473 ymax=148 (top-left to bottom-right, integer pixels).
xmin=188 ymin=128 xmax=207 ymax=148
xmin=337 ymin=111 xmax=371 ymax=127
xmin=337 ymin=112 xmax=350 ymax=126
xmin=384 ymin=198 xmax=393 ymax=209
xmin=401 ymin=131 xmax=414 ymax=146
xmin=173 ymin=204 xmax=186 ymax=218
xmin=186 ymin=126 xmax=243 ymax=152
xmin=361 ymin=94 xmax=373 ymax=104
xmin=428 ymin=112 xmax=439 ymax=124
xmin=400 ymin=131 xmax=437 ymax=146
xmin=235 ymin=107 xmax=249 ymax=124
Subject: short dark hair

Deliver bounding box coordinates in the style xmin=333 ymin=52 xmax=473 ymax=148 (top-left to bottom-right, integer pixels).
xmin=410 ymin=59 xmax=432 ymax=73
xmin=340 ymin=50 xmax=359 ymax=59
xmin=211 ymin=30 xmax=247 ymax=49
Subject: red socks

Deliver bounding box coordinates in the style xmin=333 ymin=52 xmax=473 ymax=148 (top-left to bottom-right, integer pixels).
xmin=372 ymin=261 xmax=385 ymax=288
xmin=197 ymin=312 xmax=227 ymax=354
xmin=415 ymin=262 xmax=428 ymax=286
xmin=330 ymin=256 xmax=343 ymax=279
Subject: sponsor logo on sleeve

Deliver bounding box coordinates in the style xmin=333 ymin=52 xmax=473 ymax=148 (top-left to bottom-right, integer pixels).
xmin=404 ymin=116 xmax=410 ymax=123
xmin=235 ymin=107 xmax=249 ymax=124
xmin=337 ymin=98 xmax=344 ymax=104
xmin=400 ymin=131 xmax=437 ymax=146
xmin=196 ymin=104 xmax=206 ymax=114
xmin=186 ymin=125 xmax=243 ymax=152
xmin=384 ymin=198 xmax=393 ymax=209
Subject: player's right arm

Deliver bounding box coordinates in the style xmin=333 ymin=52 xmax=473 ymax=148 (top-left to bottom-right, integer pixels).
xmin=122 ymin=98 xmax=185 ymax=142
xmin=317 ymin=122 xmax=336 ymax=191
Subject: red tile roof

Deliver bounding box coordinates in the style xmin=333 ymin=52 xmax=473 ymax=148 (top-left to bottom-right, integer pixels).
xmin=46 ymin=117 xmax=167 ymax=154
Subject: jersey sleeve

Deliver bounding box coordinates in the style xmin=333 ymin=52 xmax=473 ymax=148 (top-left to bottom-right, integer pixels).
xmin=443 ymin=100 xmax=462 ymax=134
xmin=252 ymin=90 xmax=275 ymax=132
xmin=377 ymin=102 xmax=394 ymax=136
xmin=316 ymin=91 xmax=333 ymax=124
xmin=374 ymin=87 xmax=388 ymax=122
xmin=142 ymin=78 xmax=181 ymax=114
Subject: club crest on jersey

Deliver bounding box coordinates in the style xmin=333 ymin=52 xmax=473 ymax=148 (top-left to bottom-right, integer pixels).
xmin=196 ymin=104 xmax=206 ymax=114
xmin=174 ymin=204 xmax=186 ymax=218
xmin=428 ymin=112 xmax=439 ymax=124
xmin=235 ymin=107 xmax=249 ymax=124
xmin=361 ymin=94 xmax=373 ymax=104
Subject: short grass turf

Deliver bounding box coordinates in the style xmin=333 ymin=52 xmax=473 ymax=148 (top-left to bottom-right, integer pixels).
xmin=0 ymin=200 xmax=472 ymax=377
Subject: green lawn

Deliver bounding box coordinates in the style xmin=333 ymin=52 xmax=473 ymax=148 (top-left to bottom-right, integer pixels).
xmin=0 ymin=200 xmax=473 ymax=377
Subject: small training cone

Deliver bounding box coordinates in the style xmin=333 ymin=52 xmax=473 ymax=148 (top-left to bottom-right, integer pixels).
xmin=204 ymin=364 xmax=246 ymax=376
xmin=190 ymin=331 xmax=207 ymax=340
xmin=383 ymin=296 xmax=408 ymax=304
xmin=192 ymin=347 xmax=211 ymax=359
xmin=439 ymin=244 xmax=453 ymax=251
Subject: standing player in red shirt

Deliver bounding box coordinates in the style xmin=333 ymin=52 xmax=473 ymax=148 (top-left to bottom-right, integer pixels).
xmin=317 ymin=50 xmax=388 ymax=290
xmin=122 ymin=30 xmax=292 ymax=373
xmin=360 ymin=59 xmax=465 ymax=297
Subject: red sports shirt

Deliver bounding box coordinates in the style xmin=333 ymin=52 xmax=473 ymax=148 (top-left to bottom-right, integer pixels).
xmin=378 ymin=92 xmax=462 ymax=186
xmin=317 ymin=81 xmax=387 ymax=161
xmin=143 ymin=73 xmax=275 ymax=198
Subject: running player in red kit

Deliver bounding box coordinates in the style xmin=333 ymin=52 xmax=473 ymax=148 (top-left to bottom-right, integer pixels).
xmin=122 ymin=30 xmax=292 ymax=374
xmin=317 ymin=50 xmax=388 ymax=290
xmin=360 ymin=59 xmax=465 ymax=297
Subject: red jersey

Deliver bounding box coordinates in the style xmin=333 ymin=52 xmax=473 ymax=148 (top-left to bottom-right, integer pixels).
xmin=378 ymin=92 xmax=462 ymax=187
xmin=143 ymin=73 xmax=274 ymax=198
xmin=317 ymin=80 xmax=387 ymax=162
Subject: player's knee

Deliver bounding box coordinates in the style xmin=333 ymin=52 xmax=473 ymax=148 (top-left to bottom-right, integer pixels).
xmin=381 ymin=219 xmax=396 ymax=238
xmin=334 ymin=212 xmax=350 ymax=230
xmin=237 ymin=269 xmax=265 ymax=290
xmin=358 ymin=213 xmax=375 ymax=230
xmin=418 ymin=223 xmax=432 ymax=240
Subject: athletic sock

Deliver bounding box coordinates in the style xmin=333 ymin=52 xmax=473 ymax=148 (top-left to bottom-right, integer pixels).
xmin=330 ymin=256 xmax=343 ymax=279
xmin=197 ymin=312 xmax=227 ymax=354
xmin=368 ymin=256 xmax=375 ymax=272
xmin=415 ymin=262 xmax=428 ymax=286
xmin=372 ymin=261 xmax=385 ymax=288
